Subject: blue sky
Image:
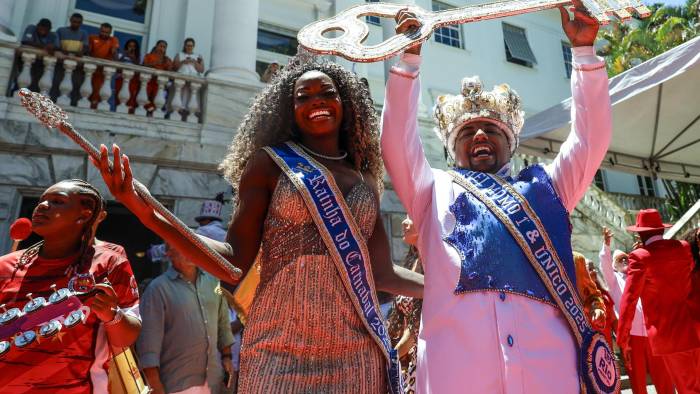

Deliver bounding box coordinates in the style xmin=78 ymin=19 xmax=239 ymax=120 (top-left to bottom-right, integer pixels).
xmin=644 ymin=0 xmax=688 ymax=6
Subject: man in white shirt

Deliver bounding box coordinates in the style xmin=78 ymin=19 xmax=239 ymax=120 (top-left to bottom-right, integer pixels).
xmin=598 ymin=227 xmax=673 ymax=394
xmin=381 ymin=3 xmax=613 ymax=393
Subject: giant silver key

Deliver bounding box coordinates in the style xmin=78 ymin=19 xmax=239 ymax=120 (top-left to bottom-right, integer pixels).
xmin=297 ymin=0 xmax=650 ymax=62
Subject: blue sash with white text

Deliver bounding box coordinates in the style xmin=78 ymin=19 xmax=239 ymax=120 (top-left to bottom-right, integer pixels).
xmin=264 ymin=142 xmax=402 ymax=394
xmin=449 ymin=169 xmax=619 ymax=394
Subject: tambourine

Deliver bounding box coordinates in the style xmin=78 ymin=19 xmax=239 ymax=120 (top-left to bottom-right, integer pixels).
xmin=297 ymin=0 xmax=650 ymax=62
xmin=0 ymin=279 xmax=102 ymax=356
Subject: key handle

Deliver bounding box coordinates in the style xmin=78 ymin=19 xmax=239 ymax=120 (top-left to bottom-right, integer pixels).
xmin=298 ymin=3 xmax=432 ymax=62
xmin=297 ymin=0 xmax=650 ymax=62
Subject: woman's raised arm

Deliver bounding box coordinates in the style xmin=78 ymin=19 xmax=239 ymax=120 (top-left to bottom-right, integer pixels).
xmin=95 ymin=144 xmax=275 ymax=282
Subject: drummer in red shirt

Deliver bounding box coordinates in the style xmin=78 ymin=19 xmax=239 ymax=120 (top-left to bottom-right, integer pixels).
xmin=0 ymin=179 xmax=140 ymax=393
xmin=617 ymin=209 xmax=700 ymax=393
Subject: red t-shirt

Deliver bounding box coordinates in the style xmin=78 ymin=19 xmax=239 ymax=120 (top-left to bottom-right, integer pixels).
xmin=0 ymin=242 xmax=139 ymax=394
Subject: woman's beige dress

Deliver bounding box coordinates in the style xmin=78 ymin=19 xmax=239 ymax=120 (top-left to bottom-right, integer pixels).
xmin=237 ymin=175 xmax=387 ymax=394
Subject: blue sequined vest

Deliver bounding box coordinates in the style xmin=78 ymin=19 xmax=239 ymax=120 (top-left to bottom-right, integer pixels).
xmin=445 ymin=165 xmax=576 ymax=304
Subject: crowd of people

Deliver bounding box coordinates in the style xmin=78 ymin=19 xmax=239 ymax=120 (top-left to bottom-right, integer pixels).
xmin=17 ymin=13 xmax=207 ymax=117
xmin=1 ymin=4 xmax=699 ymax=394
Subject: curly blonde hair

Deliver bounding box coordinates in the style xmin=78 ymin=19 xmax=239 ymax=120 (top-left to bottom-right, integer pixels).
xmin=219 ymin=59 xmax=383 ymax=192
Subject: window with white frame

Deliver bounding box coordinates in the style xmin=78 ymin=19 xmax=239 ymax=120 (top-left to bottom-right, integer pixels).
xmin=594 ymin=169 xmax=606 ymax=191
xmin=72 ymin=0 xmax=151 ymax=58
xmin=256 ymin=24 xmax=298 ymax=80
xmin=502 ymin=23 xmax=537 ymax=67
xmin=257 ymin=28 xmax=298 ymax=56
xmin=562 ymin=42 xmax=573 ymax=78
xmin=637 ymin=175 xmax=657 ymax=197
xmin=366 ymin=0 xmax=381 ymax=26
xmin=432 ymin=1 xmax=463 ymax=49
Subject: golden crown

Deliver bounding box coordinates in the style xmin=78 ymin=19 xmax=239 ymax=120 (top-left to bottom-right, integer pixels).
xmin=433 ymin=76 xmax=524 ymax=157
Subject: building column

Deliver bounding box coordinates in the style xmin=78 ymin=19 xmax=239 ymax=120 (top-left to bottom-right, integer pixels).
xmin=381 ymin=0 xmax=414 ymax=81
xmin=208 ymin=0 xmax=260 ymax=83
xmin=0 ymin=0 xmax=17 ymax=42
xmin=312 ymin=0 xmax=333 ymax=20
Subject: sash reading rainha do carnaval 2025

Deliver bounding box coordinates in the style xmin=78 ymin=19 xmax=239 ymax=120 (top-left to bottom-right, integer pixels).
xmin=449 ymin=169 xmax=619 ymax=394
xmin=263 ymin=142 xmax=403 ymax=394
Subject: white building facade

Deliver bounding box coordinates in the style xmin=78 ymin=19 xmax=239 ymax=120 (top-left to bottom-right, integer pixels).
xmin=0 ymin=0 xmax=668 ymax=278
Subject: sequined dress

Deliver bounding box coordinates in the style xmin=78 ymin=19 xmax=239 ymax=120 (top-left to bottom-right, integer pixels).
xmin=237 ymin=175 xmax=387 ymax=394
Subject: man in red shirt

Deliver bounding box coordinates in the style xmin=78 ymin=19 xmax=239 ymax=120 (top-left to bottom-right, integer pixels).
xmin=0 ymin=179 xmax=141 ymax=393
xmin=682 ymin=227 xmax=700 ymax=321
xmin=618 ymin=209 xmax=700 ymax=393
xmin=88 ymin=22 xmax=119 ymax=107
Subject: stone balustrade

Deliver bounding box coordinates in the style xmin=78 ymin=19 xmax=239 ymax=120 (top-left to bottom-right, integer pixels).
xmin=666 ymin=199 xmax=700 ymax=240
xmin=515 ymin=153 xmax=634 ymax=248
xmin=605 ymin=192 xmax=671 ymax=222
xmin=580 ymin=186 xmax=630 ymax=232
xmin=669 ymin=212 xmax=700 ymax=240
xmin=7 ymin=45 xmax=206 ymax=123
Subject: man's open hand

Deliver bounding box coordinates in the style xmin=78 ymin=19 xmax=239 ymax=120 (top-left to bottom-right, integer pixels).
xmin=559 ymin=0 xmax=599 ymax=47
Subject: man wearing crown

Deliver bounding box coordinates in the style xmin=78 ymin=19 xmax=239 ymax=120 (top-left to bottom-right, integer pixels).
xmin=381 ymin=3 xmax=613 ymax=393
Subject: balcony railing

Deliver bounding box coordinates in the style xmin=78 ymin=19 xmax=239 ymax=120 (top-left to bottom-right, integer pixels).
xmin=514 ymin=153 xmax=635 ymax=245
xmin=605 ymin=192 xmax=671 ymax=222
xmin=6 ymin=45 xmax=205 ymax=123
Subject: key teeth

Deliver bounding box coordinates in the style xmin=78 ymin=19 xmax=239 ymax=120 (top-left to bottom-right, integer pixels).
xmin=614 ymin=8 xmax=632 ymax=21
xmin=634 ymin=5 xmax=651 ymax=18
xmin=593 ymin=12 xmax=611 ymax=25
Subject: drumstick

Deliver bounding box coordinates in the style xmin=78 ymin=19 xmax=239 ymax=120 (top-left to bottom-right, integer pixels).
xmin=10 ymin=218 xmax=32 ymax=253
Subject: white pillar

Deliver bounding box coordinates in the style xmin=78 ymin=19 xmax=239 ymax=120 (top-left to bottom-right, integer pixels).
xmin=187 ymin=81 xmax=201 ymax=123
xmin=312 ymin=0 xmax=333 ymax=19
xmin=152 ymin=75 xmax=168 ymax=119
xmin=116 ymin=69 xmax=134 ymax=113
xmin=97 ymin=66 xmax=116 ymax=111
xmin=57 ymin=59 xmax=77 ymax=106
xmin=15 ymin=52 xmax=35 ymax=98
xmin=169 ymin=79 xmax=184 ymax=120
xmin=134 ymin=72 xmax=151 ymax=116
xmin=78 ymin=63 xmax=97 ymax=108
xmin=0 ymin=0 xmax=17 ymax=42
xmin=208 ymin=0 xmax=260 ymax=83
xmin=38 ymin=56 xmax=57 ymax=96
xmin=382 ymin=0 xmax=415 ymax=81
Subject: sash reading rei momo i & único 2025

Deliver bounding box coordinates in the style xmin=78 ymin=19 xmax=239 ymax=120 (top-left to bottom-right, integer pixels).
xmin=449 ymin=168 xmax=620 ymax=394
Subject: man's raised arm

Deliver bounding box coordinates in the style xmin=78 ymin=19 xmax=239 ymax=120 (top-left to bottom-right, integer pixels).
xmin=547 ymin=46 xmax=612 ymax=212
xmin=381 ymin=53 xmax=435 ymax=227
xmin=546 ymin=4 xmax=612 ymax=212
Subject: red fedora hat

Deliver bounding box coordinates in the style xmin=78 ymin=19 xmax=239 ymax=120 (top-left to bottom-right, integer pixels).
xmin=626 ymin=209 xmax=672 ymax=232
